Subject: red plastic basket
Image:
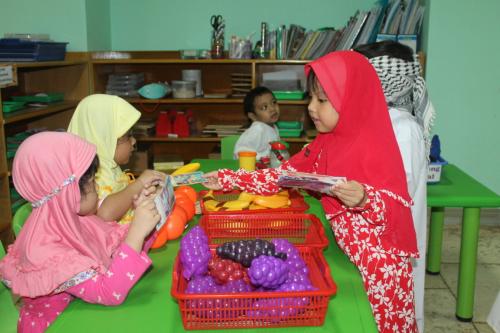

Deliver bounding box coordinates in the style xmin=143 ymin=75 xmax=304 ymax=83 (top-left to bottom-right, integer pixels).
xmin=199 ymin=213 xmax=329 ymax=249
xmin=199 ymin=189 xmax=309 ymax=215
xmin=171 ymin=246 xmax=336 ymax=330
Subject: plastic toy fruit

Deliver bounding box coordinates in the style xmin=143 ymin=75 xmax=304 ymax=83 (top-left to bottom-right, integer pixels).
xmin=175 ymin=185 xmax=197 ymax=203
xmin=176 ymin=196 xmax=195 ymax=220
xmin=171 ymin=162 xmax=200 ymax=175
xmin=216 ymin=239 xmax=287 ymax=267
xmin=151 ymin=226 xmax=168 ymax=249
xmin=165 ymin=205 xmax=187 ymax=240
xmin=207 ymin=257 xmax=250 ymax=285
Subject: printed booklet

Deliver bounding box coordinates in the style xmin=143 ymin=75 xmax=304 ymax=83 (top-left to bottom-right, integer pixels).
xmin=154 ymin=176 xmax=175 ymax=230
xmin=277 ymin=171 xmax=346 ymax=194
xmin=171 ymin=171 xmax=206 ymax=186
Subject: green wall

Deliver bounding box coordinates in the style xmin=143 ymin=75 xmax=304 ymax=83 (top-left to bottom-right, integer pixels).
xmin=109 ymin=0 xmax=373 ymax=50
xmin=426 ymin=0 xmax=500 ymax=193
xmin=1 ymin=0 xmax=499 ymax=194
xmin=0 ymin=0 xmax=89 ymax=51
xmin=85 ymin=0 xmax=111 ymax=51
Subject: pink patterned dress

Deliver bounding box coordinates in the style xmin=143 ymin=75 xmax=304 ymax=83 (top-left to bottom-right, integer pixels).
xmin=218 ymin=162 xmax=418 ymax=333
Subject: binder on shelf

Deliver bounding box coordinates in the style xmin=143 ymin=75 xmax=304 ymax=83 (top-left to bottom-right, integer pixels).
xmin=376 ymin=33 xmax=418 ymax=53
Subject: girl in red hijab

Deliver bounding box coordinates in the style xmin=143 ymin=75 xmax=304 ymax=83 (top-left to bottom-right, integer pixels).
xmin=204 ymin=51 xmax=419 ymax=332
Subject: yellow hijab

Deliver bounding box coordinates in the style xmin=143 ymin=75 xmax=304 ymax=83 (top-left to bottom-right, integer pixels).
xmin=68 ymin=94 xmax=140 ymax=193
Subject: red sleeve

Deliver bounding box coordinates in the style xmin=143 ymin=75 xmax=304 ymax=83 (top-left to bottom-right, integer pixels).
xmin=217 ymin=161 xmax=295 ymax=195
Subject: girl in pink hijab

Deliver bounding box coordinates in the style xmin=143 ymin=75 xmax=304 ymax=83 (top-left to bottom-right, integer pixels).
xmin=0 ymin=132 xmax=160 ymax=333
xmin=204 ymin=51 xmax=418 ymax=332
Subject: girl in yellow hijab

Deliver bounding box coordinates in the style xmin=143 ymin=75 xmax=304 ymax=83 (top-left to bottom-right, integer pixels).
xmin=68 ymin=94 xmax=164 ymax=224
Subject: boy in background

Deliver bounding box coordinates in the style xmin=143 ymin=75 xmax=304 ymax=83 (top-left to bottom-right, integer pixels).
xmin=234 ymin=86 xmax=281 ymax=160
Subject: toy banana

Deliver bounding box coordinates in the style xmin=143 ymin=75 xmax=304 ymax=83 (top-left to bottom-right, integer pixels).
xmin=253 ymin=194 xmax=290 ymax=209
xmin=277 ymin=190 xmax=289 ymax=197
xmin=204 ymin=199 xmax=221 ymax=211
xmin=238 ymin=191 xmax=256 ymax=202
xmin=249 ymin=203 xmax=267 ymax=210
xmin=203 ymin=190 xmax=215 ymax=201
xmin=222 ymin=200 xmax=250 ymax=210
xmin=171 ymin=162 xmax=201 ymax=176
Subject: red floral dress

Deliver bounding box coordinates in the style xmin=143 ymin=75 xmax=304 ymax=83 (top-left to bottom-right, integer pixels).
xmin=218 ymin=162 xmax=418 ymax=333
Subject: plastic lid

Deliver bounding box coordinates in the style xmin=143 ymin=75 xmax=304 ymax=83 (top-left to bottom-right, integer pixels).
xmin=238 ymin=151 xmax=257 ymax=157
xmin=270 ymin=141 xmax=287 ymax=150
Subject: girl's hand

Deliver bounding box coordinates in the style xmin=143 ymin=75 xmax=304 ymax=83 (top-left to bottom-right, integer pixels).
xmin=125 ymin=197 xmax=160 ymax=252
xmin=330 ymin=180 xmax=367 ymax=208
xmin=133 ymin=184 xmax=159 ymax=208
xmin=202 ymin=171 xmax=222 ymax=190
xmin=137 ymin=169 xmax=165 ymax=188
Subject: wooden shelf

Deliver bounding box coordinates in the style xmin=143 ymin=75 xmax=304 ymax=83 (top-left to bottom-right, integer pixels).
xmin=3 ymin=101 xmax=78 ymax=124
xmin=136 ymin=135 xmax=312 ymax=143
xmin=126 ymin=97 xmax=307 ymax=105
xmin=0 ymin=60 xmax=87 ymax=69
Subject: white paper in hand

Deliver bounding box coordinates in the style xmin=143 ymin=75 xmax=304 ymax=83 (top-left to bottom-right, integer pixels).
xmin=154 ymin=176 xmax=175 ymax=230
xmin=278 ymin=171 xmax=346 ymax=193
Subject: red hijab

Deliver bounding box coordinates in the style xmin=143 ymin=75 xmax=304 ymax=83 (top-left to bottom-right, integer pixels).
xmin=290 ymin=51 xmax=417 ymax=255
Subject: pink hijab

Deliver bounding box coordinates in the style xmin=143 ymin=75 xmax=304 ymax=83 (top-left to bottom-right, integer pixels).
xmin=0 ymin=132 xmax=128 ymax=298
xmin=290 ymin=51 xmax=417 ymax=255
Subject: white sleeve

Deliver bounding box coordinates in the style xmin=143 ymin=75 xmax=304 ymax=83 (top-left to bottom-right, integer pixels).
xmin=391 ymin=111 xmax=426 ymax=197
xmin=234 ymin=123 xmax=275 ymax=160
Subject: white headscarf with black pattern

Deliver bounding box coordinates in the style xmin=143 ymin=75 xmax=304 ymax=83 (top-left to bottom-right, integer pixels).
xmin=369 ymin=55 xmax=435 ymax=154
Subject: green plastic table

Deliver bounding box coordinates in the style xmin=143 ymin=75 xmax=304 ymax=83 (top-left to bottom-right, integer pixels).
xmin=426 ymin=164 xmax=500 ymax=321
xmin=45 ymin=159 xmax=377 ymax=332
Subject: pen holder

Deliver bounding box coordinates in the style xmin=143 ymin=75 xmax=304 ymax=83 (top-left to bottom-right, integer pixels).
xmin=211 ymin=37 xmax=224 ymax=59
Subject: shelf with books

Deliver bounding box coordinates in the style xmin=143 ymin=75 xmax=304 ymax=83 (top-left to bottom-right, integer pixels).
xmin=0 ymin=54 xmax=89 ymax=249
xmin=90 ymin=51 xmax=312 ymax=164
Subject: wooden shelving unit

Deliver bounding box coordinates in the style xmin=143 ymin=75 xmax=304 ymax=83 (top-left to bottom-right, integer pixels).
xmin=90 ymin=51 xmax=313 ymax=163
xmin=0 ymin=53 xmax=89 ymax=249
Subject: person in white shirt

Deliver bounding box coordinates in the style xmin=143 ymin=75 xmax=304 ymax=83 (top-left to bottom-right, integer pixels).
xmin=355 ymin=41 xmax=436 ymax=333
xmin=234 ymin=86 xmax=280 ymax=160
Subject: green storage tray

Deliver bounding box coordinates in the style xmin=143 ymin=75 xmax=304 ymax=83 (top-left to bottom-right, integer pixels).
xmin=277 ymin=121 xmax=302 ymax=129
xmin=279 ymin=128 xmax=303 ymax=138
xmin=2 ymin=101 xmax=26 ymax=113
xmin=273 ymin=90 xmax=305 ymax=100
xmin=12 ymin=93 xmax=64 ymax=103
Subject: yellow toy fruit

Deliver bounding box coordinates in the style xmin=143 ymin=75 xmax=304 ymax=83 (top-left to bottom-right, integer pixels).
xmin=238 ymin=191 xmax=256 ymax=202
xmin=253 ymin=194 xmax=290 ymax=209
xmin=204 ymin=199 xmax=221 ymax=212
xmin=277 ymin=190 xmax=290 ymax=197
xmin=203 ymin=190 xmax=215 ymax=201
xmin=249 ymin=203 xmax=267 ymax=210
xmin=222 ymin=200 xmax=250 ymax=210
xmin=171 ymin=162 xmax=200 ymax=175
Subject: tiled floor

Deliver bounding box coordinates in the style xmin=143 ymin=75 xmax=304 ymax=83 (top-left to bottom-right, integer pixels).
xmin=424 ymin=216 xmax=500 ymax=333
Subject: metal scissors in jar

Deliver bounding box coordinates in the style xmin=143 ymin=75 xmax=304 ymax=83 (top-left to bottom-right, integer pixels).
xmin=210 ymin=15 xmax=223 ymax=30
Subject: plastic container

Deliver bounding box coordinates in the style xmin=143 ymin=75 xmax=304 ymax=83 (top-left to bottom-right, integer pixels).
xmin=2 ymin=101 xmax=25 ymax=113
xmin=182 ymin=70 xmax=203 ymax=96
xmin=427 ymin=157 xmax=448 ymax=184
xmin=199 ymin=213 xmax=329 ymax=249
xmin=199 ymin=189 xmax=309 ymax=215
xmin=171 ymin=246 xmax=336 ymax=330
xmin=172 ymin=80 xmax=196 ymax=99
xmin=270 ymin=141 xmax=290 ymax=168
xmin=273 ymin=91 xmax=306 ymax=100
xmin=12 ymin=93 xmax=64 ymax=103
xmin=238 ymin=151 xmax=257 ymax=171
xmin=277 ymin=121 xmax=303 ymax=138
xmin=0 ymin=38 xmax=67 ymax=61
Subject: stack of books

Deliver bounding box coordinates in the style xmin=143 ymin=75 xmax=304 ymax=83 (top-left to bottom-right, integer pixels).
xmin=153 ymin=154 xmax=184 ymax=174
xmin=230 ymin=73 xmax=252 ymax=98
xmin=202 ymin=124 xmax=244 ymax=137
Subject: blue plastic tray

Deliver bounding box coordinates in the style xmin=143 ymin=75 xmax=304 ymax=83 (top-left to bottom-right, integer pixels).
xmin=0 ymin=38 xmax=67 ymax=62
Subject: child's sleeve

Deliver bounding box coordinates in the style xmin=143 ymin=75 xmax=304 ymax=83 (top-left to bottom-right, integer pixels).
xmin=65 ymin=243 xmax=151 ymax=306
xmin=218 ymin=162 xmax=296 ymax=195
xmin=345 ymin=184 xmax=413 ymax=227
